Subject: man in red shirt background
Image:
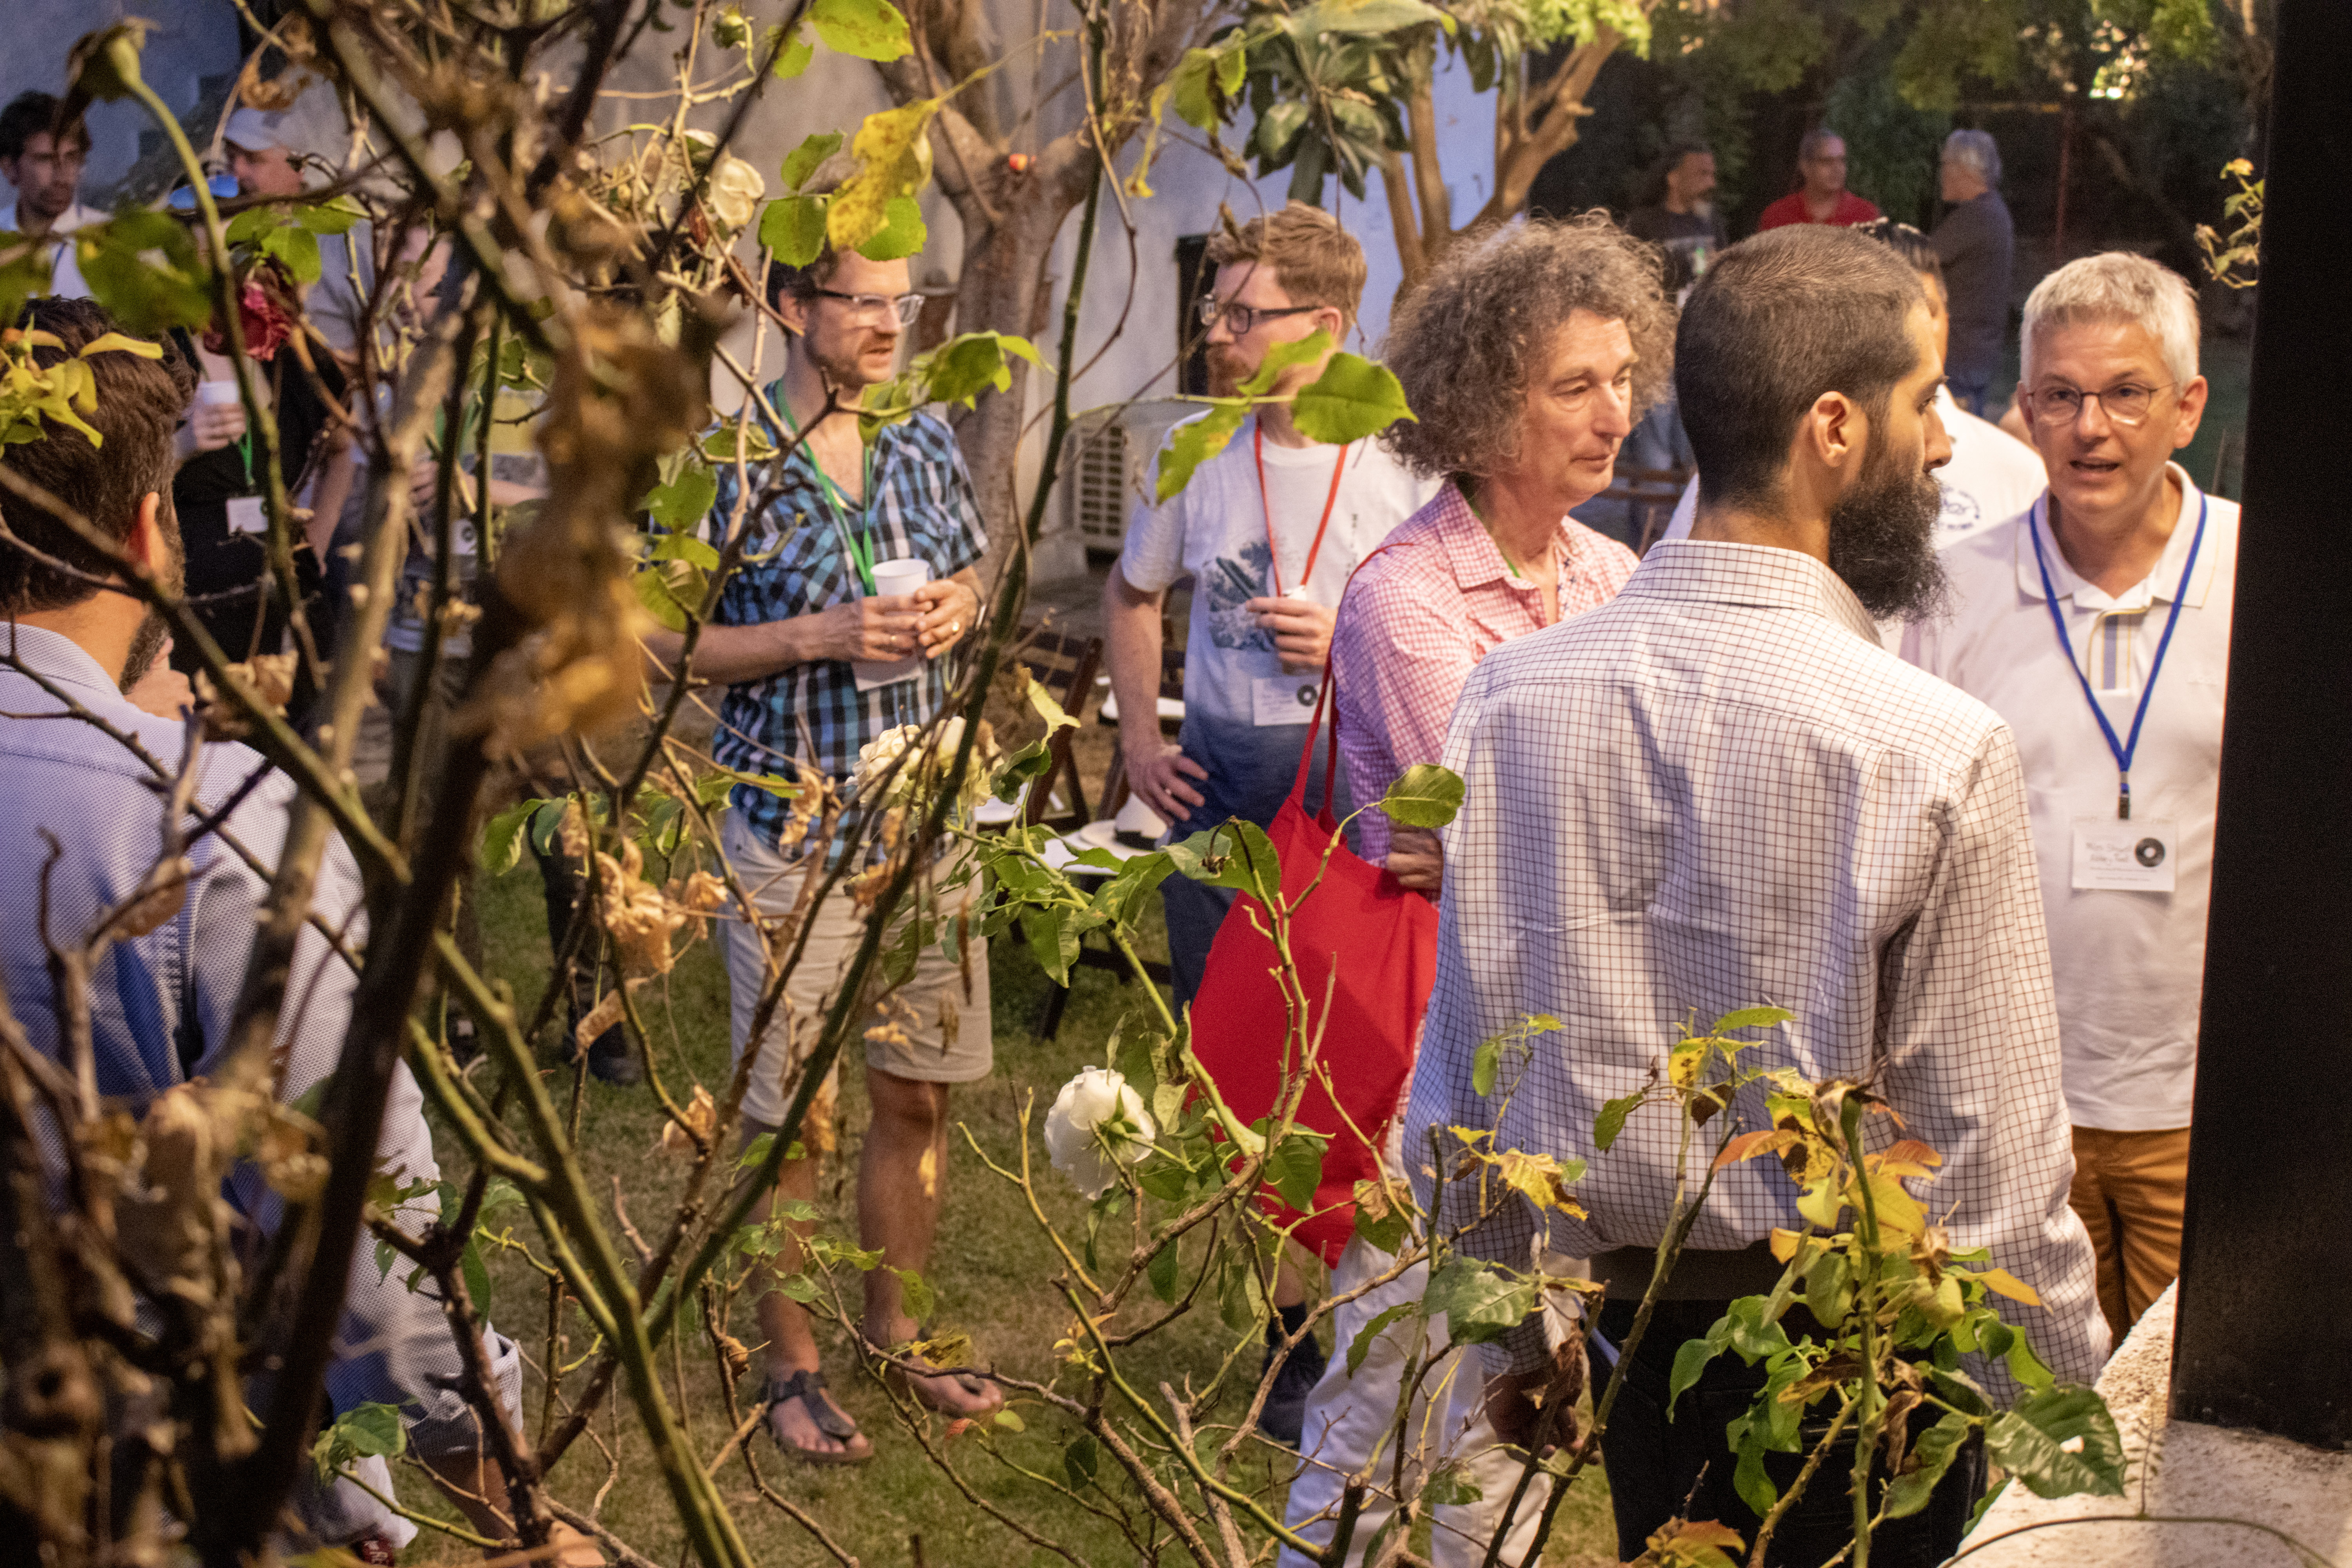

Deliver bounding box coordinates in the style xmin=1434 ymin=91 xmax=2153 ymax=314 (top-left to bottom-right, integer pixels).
xmin=1758 ymin=127 xmax=1882 ymax=229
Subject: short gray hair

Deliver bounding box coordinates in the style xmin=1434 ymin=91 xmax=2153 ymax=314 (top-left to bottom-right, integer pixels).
xmin=1942 ymin=129 xmax=2002 ymax=186
xmin=1799 ymin=127 xmax=1846 ymax=162
xmin=2022 ymin=251 xmax=2200 ymax=388
xmin=1382 ymin=214 xmax=1674 ymax=483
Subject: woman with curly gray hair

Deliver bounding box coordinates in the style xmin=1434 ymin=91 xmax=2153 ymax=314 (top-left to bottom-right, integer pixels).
xmin=1331 ymin=212 xmax=1671 ymax=893
xmin=1279 ymin=214 xmax=1670 ymax=1568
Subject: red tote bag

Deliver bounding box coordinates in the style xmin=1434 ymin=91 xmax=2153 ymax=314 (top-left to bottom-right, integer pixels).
xmin=1185 ymin=675 xmax=1441 ymax=1265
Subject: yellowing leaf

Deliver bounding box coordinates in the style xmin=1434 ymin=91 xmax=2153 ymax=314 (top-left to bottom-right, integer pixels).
xmin=1768 ymin=1227 xmax=1805 ymax=1264
xmin=809 ymin=0 xmax=911 ymax=61
xmin=1972 ymin=1266 xmax=2043 ymax=1307
xmin=829 ymin=100 xmax=938 ymax=254
xmin=1667 ymin=1039 xmax=1707 ymax=1089
xmin=1862 ymin=1172 xmax=1926 ymax=1239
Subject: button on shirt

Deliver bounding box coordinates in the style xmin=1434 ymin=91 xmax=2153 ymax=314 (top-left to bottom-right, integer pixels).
xmin=0 ymin=622 xmax=495 ymax=1544
xmin=1402 ymin=540 xmax=2107 ymax=1387
xmin=704 ymin=402 xmax=988 ymax=862
xmin=1332 ymin=479 xmax=1635 ymax=864
xmin=1901 ymin=467 xmax=2235 ymax=1132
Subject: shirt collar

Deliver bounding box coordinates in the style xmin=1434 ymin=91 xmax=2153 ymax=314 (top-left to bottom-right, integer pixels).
xmin=2013 ymin=463 xmax=2218 ymax=612
xmin=0 ymin=620 xmax=126 ymax=700
xmin=1428 ymin=477 xmax=1595 ymax=593
xmin=1621 ymin=538 xmax=1883 ymax=645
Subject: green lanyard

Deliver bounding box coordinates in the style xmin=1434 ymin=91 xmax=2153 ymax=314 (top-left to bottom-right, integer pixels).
xmin=235 ymin=431 xmax=254 ymax=494
xmin=777 ymin=398 xmax=877 ymax=595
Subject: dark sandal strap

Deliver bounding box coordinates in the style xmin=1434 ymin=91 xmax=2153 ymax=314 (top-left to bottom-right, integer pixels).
xmin=769 ymin=1368 xmax=860 ymax=1443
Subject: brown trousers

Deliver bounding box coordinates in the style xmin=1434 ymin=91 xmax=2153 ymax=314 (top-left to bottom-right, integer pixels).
xmin=2067 ymin=1125 xmax=2192 ymax=1339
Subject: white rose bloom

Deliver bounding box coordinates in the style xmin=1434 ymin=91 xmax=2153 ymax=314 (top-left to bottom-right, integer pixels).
xmin=1044 ymin=1066 xmax=1156 ymax=1201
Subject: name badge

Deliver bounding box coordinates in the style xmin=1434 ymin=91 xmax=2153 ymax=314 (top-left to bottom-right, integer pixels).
xmin=225 ymin=495 xmax=268 ymax=535
xmin=1252 ymin=674 xmax=1320 ymax=727
xmin=2071 ymin=817 xmax=2178 ymax=893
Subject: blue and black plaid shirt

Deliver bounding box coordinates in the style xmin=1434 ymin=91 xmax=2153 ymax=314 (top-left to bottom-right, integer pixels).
xmin=703 ymin=394 xmax=989 ymax=862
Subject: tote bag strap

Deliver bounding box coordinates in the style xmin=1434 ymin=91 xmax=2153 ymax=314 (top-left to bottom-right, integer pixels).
xmin=1287 ymin=540 xmax=1414 ymax=816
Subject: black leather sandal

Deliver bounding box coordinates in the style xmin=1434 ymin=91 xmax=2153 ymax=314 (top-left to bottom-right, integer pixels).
xmin=764 ymin=1368 xmax=873 ymax=1466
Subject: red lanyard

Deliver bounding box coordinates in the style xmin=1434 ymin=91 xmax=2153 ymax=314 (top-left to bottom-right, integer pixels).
xmin=1254 ymin=422 xmax=1349 ymax=599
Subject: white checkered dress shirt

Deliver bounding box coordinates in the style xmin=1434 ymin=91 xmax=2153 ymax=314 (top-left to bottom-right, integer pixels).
xmin=1403 ymin=539 xmax=2108 ymax=1387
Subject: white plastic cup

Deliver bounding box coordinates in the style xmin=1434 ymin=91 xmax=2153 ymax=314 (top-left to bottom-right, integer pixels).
xmin=867 ymin=556 xmax=929 ymax=602
xmin=197 ymin=379 xmax=242 ymax=407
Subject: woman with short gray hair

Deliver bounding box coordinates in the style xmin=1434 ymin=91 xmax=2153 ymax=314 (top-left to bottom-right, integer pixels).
xmin=1934 ymin=127 xmax=2016 ymax=415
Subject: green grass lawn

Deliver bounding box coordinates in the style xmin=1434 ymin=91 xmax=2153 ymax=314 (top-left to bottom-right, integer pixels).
xmin=399 ymin=856 xmax=1620 ymax=1566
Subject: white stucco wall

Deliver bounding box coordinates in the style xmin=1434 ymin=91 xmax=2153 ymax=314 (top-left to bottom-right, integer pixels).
xmin=0 ymin=0 xmax=241 ymax=195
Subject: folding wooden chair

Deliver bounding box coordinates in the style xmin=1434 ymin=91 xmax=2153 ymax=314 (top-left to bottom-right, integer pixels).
xmin=1011 ymin=625 xmax=1102 ymax=832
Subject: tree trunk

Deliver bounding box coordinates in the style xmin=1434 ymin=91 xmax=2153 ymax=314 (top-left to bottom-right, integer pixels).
xmin=943 ymin=174 xmax=1087 ymax=584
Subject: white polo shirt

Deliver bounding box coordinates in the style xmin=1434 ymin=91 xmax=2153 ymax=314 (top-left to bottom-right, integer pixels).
xmin=0 ymin=200 xmax=102 ymax=301
xmin=1663 ymin=386 xmax=2049 ymax=551
xmin=1900 ymin=465 xmax=2236 ymax=1131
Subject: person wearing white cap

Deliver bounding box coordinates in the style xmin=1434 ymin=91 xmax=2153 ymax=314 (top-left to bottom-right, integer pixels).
xmin=0 ymin=92 xmax=102 ymax=300
xmin=223 ymin=104 xmax=376 ymax=358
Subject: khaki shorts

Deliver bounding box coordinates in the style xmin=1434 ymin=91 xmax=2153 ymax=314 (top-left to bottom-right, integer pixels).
xmin=718 ymin=810 xmax=993 ymax=1138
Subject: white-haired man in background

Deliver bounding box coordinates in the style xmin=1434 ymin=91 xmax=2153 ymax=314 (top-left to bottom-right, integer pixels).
xmin=1903 ymin=252 xmax=2230 ymax=1341
xmin=1931 ymin=129 xmax=2015 ymax=417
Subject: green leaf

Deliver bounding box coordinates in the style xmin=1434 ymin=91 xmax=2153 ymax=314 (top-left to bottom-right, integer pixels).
xmin=260 ymin=223 xmax=321 ymax=285
xmin=924 ymin=331 xmax=1045 ymax=405
xmin=1346 ymin=1301 xmax=1414 ymax=1378
xmin=643 ymin=463 xmax=718 ymax=529
xmin=1379 ymin=762 xmax=1464 ymax=829
xmin=461 ymin=1238 xmax=494 ymax=1316
xmin=528 ymin=797 xmax=573 ymax=859
xmin=893 ymin=1267 xmax=936 ymax=1322
xmin=1169 ymin=49 xmax=1225 ymax=131
xmin=1238 ymin=328 xmax=1334 ymax=396
xmin=1711 ymin=1005 xmax=1795 ymax=1035
xmin=783 ymin=131 xmax=844 ymax=191
xmin=771 ymin=25 xmax=815 ymax=76
xmin=775 ymin=1272 xmax=820 ymax=1303
xmin=0 ymin=245 xmax=52 ymax=331
xmin=295 ymin=199 xmax=361 ymax=235
xmin=809 ymin=0 xmax=911 ymax=60
xmin=650 ymin=529 xmax=722 ymax=570
xmin=1262 ymin=1127 xmax=1328 ymax=1214
xmin=759 ymin=194 xmax=829 ymax=267
xmin=1153 ymin=403 xmax=1247 ymax=501
xmin=1353 ymin=1194 xmax=1409 ymax=1254
xmin=1593 ymin=1094 xmax=1642 ymax=1152
xmin=1164 ymin=820 xmax=1279 ymax=897
xmin=1147 ymin=1239 xmax=1180 ymax=1302
xmin=311 ymin=1400 xmax=406 ymax=1481
xmin=632 ymin=562 xmax=697 ymax=632
xmin=1966 ymin=1475 xmax=2011 ymax=1536
xmin=1984 ymin=1385 xmax=2126 ymax=1500
xmin=1421 ymin=1258 xmax=1535 ymax=1347
xmin=1254 ymin=100 xmax=1310 ymax=165
xmin=1023 ymin=906 xmax=1079 ymax=986
xmin=1286 ymin=0 xmax=1446 ymax=36
xmin=1063 ymin=1432 xmax=1100 ymax=1488
xmin=1667 ymin=1322 xmax=1729 ymax=1416
xmin=1421 ymin=1460 xmax=1481 ymax=1507
xmin=1291 ymin=352 xmax=1414 ymax=445
xmin=1885 ymin=1409 xmax=1974 ymax=1519
xmin=855 ymin=195 xmax=926 ymax=261
xmin=76 ymin=212 xmax=211 ymax=335
xmin=477 ymin=798 xmax=542 ymax=877
xmin=1471 ymin=1037 xmax=1502 ymax=1098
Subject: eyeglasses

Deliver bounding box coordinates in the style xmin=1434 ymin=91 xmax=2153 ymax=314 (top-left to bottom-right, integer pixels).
xmin=813 ymin=288 xmax=925 ymax=326
xmin=2024 ymin=381 xmax=2176 ymax=428
xmin=1196 ymin=298 xmax=1322 ymax=337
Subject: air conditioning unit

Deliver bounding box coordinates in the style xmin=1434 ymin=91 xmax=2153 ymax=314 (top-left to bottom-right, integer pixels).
xmin=1062 ymin=409 xmax=1136 ymax=553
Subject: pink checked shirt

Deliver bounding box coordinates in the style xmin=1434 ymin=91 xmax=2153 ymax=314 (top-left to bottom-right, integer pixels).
xmin=1332 ymin=480 xmax=1637 ymax=865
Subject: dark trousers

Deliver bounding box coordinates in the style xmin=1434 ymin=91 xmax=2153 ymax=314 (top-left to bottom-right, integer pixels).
xmin=1597 ymin=1299 xmax=1985 ymax=1568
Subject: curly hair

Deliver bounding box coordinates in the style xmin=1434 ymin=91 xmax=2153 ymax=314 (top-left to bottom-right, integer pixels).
xmin=1381 ymin=214 xmax=1675 ymax=483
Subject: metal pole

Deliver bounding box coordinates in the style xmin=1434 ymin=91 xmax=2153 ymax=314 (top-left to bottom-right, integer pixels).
xmin=2170 ymin=0 xmax=2352 ymax=1449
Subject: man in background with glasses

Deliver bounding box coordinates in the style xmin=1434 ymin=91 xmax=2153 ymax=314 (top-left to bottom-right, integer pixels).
xmin=641 ymin=221 xmax=997 ymax=1466
xmin=0 ymin=92 xmax=98 ymax=299
xmin=1904 ymin=252 xmax=2232 ymax=1341
xmin=1102 ymin=201 xmax=1434 ymax=1444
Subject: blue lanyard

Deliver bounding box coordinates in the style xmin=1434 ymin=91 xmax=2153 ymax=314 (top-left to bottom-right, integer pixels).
xmin=2027 ymin=488 xmax=2208 ymax=820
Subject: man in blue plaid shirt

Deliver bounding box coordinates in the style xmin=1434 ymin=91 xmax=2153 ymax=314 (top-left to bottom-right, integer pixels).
xmin=640 ymin=242 xmax=996 ymax=1463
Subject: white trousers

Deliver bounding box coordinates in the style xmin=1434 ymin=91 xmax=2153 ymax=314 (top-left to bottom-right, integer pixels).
xmin=1277 ymin=1237 xmax=1551 ymax=1568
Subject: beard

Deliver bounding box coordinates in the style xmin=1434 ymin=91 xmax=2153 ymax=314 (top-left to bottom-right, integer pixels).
xmin=118 ymin=509 xmax=188 ymax=693
xmin=1825 ymin=440 xmax=1947 ymax=622
xmin=1206 ymin=344 xmax=1253 ymax=398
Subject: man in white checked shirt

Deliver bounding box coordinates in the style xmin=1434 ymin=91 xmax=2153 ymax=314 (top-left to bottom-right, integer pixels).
xmin=1406 ymin=227 xmax=2105 ymax=1567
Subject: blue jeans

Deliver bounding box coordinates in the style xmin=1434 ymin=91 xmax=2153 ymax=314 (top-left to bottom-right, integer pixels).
xmin=1161 ymin=712 xmax=1353 ymax=1009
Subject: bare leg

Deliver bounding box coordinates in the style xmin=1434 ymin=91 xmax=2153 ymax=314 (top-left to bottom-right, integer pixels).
xmin=751 ymin=1142 xmax=870 ymax=1459
xmin=858 ymin=1065 xmax=1001 ymax=1415
xmin=1274 ymin=1247 xmax=1308 ymax=1309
